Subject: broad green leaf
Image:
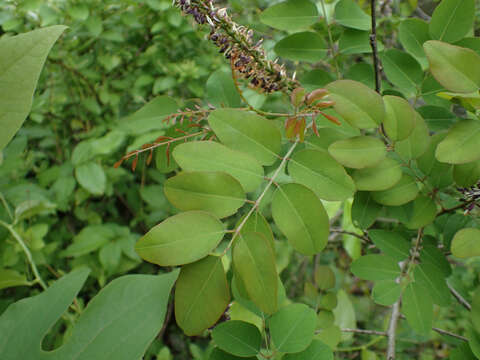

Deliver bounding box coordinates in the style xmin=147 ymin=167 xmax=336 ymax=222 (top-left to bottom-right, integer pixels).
xmin=233 ymin=232 xmax=278 ymax=314
xmin=444 ymin=213 xmax=474 ymax=249
xmin=334 ymin=0 xmax=370 ymax=31
xmin=274 ymin=32 xmax=328 ymax=63
xmin=435 ymin=120 xmax=480 ymax=164
xmin=351 ymin=192 xmax=383 ymax=229
xmin=175 ymin=256 xmax=230 ymax=336
xmin=98 ymin=242 xmax=122 ymax=273
xmin=211 ymin=320 xmax=261 ymax=357
xmin=414 ymin=263 xmax=451 ymax=307
xmin=135 ymin=211 xmax=224 ymax=266
xmin=404 ymin=196 xmax=437 ymax=229
xmin=118 ymin=96 xmax=178 ymax=134
xmin=328 ymin=136 xmax=386 ymax=169
xmin=372 ymin=280 xmax=402 ymax=306
xmin=345 ymin=63 xmax=375 ymax=89
xmin=61 ymin=225 xmax=113 ymax=257
xmin=361 ymin=349 xmax=378 ymax=360
xmin=0 ymin=268 xmax=178 ymax=360
xmin=288 ymin=149 xmax=356 ymax=201
xmin=424 ymin=41 xmax=480 ymax=93
xmin=369 ymin=230 xmax=410 ymax=261
xmin=0 ymin=269 xmax=30 ymax=290
xmin=315 ymin=325 xmax=342 ymax=349
xmin=283 ymin=340 xmax=333 ymax=360
xmin=351 ymin=254 xmax=401 ymax=281
xmin=451 ymin=228 xmax=480 ymax=258
xmin=332 ymin=290 xmax=356 ymax=341
xmin=383 ymin=95 xmax=416 ymax=141
xmin=453 ymin=160 xmax=480 ymax=187
xmin=338 ymin=29 xmax=384 ymax=55
xmin=271 ymin=183 xmax=329 ymax=255
xmin=173 ymin=141 xmax=264 ymax=192
xmin=402 ymin=282 xmax=433 ymax=336
xmin=395 ymin=112 xmax=431 ymax=159
xmin=75 ymin=162 xmax=106 ymax=196
xmin=0 ymin=26 xmax=66 ymax=150
xmin=381 ymin=49 xmax=423 ymax=97
xmin=417 ymin=105 xmax=455 ymax=132
xmin=206 ymin=70 xmax=242 ymax=108
xmin=268 ymin=303 xmax=317 ymax=353
xmin=352 ymin=158 xmax=402 ymax=191
xmin=398 ymin=19 xmax=430 ymax=69
xmin=237 ymin=212 xmax=274 ymax=249
xmin=304 ymin=128 xmax=350 ymax=151
xmin=209 ymin=348 xmax=256 ymax=360
xmin=417 ymin=132 xmax=454 ymax=188
xmin=260 ymin=0 xmax=318 ymax=31
xmin=208 ymin=109 xmax=281 ymax=166
xmin=473 ymin=288 xmax=480 ymax=333
xmin=469 ymin=329 xmax=480 ymax=359
xmin=325 ymin=80 xmax=385 ymax=129
xmin=429 ymin=0 xmax=475 ymax=43
xmin=314 ymin=266 xmax=336 ymax=291
xmin=371 ymin=174 xmax=419 ymax=206
xmin=300 ymin=69 xmax=334 ymax=91
xmin=420 ymin=245 xmax=452 ymax=278
xmin=450 ymin=343 xmax=478 ymax=360
xmin=317 ymin=311 xmax=335 ymax=329
xmin=164 ymin=171 xmax=245 ymax=218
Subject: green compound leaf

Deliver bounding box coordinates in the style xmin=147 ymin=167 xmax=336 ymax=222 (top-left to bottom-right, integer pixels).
xmin=211 ymin=320 xmax=262 ymax=357
xmin=372 ymin=280 xmax=402 ymax=306
xmin=351 ymin=192 xmax=383 ymax=229
xmin=369 ymin=230 xmax=411 ymax=261
xmin=371 ymin=174 xmax=419 ymax=206
xmin=352 ymin=157 xmax=402 ymax=191
xmin=326 ymin=80 xmax=385 ymax=129
xmin=435 ymin=120 xmax=480 ymax=164
xmin=451 ymin=228 xmax=480 ymax=258
xmin=0 ymin=268 xmax=178 ymax=360
xmin=395 ymin=112 xmax=431 ymax=160
xmin=414 ymin=263 xmax=451 ymax=307
xmin=424 ymin=40 xmax=480 ymax=93
xmin=173 ymin=141 xmax=264 ymax=193
xmin=75 ymin=162 xmax=106 ymax=196
xmin=402 ymin=282 xmax=433 ymax=336
xmin=233 ymin=232 xmax=278 ymax=315
xmin=0 ymin=25 xmax=66 ymax=150
xmin=268 ymin=303 xmax=317 ymax=353
xmin=164 ymin=171 xmax=245 ymax=218
xmin=383 ymin=95 xmax=416 ymax=141
xmin=274 ymin=32 xmax=328 ymax=63
xmin=288 ymin=149 xmax=356 ymax=201
xmin=404 ymin=195 xmax=437 ymax=229
xmin=328 ymin=136 xmax=386 ymax=169
xmin=429 ymin=0 xmax=475 ymax=43
xmin=208 ymin=109 xmax=281 ymax=166
xmin=175 ymin=256 xmax=230 ymax=336
xmin=271 ymin=183 xmax=329 ymax=255
xmin=398 ymin=19 xmax=430 ymax=69
xmin=381 ymin=49 xmax=423 ymax=97
xmin=334 ymin=0 xmax=370 ymax=31
xmin=260 ymin=0 xmax=318 ymax=31
xmin=283 ymin=340 xmax=334 ymax=360
xmin=453 ymin=160 xmax=480 ymax=187
xmin=351 ymin=254 xmax=401 ymax=281
xmin=135 ymin=211 xmax=224 ymax=266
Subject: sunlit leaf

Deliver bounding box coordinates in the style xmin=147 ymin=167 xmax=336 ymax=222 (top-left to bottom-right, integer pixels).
xmin=371 ymin=174 xmax=419 ymax=206
xmin=451 ymin=228 xmax=480 ymax=258
xmin=429 ymin=0 xmax=475 ymax=43
xmin=435 ymin=120 xmax=480 ymax=164
xmin=383 ymin=95 xmax=416 ymax=141
xmin=328 ymin=136 xmax=386 ymax=169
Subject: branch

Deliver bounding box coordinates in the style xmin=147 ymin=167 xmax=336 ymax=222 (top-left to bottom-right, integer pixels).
xmin=369 ymin=0 xmax=381 ymax=94
xmin=437 ymin=200 xmax=474 ymax=216
xmin=448 ymin=283 xmax=472 ymax=311
xmin=330 ymin=228 xmax=370 ymax=243
xmin=341 ymin=328 xmax=387 ymax=336
xmin=432 ymin=327 xmax=468 ymax=342
xmin=387 ymin=300 xmax=401 ymax=360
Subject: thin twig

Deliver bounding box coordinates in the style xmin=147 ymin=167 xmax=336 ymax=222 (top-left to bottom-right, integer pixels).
xmin=330 ymin=228 xmax=370 ymax=243
xmin=341 ymin=328 xmax=387 ymax=336
xmin=448 ymin=283 xmax=472 ymax=311
xmin=387 ymin=300 xmax=401 ymax=359
xmin=437 ymin=200 xmax=474 ymax=216
xmin=0 ymin=220 xmax=47 ymax=290
xmin=0 ymin=192 xmax=13 ymax=221
xmin=432 ymin=327 xmax=468 ymax=342
xmin=369 ymin=0 xmax=381 ymax=93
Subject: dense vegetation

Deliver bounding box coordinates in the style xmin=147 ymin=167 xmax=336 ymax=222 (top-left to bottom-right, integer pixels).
xmin=1 ymin=0 xmax=480 ymax=359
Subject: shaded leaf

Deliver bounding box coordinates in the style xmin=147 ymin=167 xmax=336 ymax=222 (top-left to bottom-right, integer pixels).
xmin=211 ymin=320 xmax=261 ymax=357
xmin=260 ymin=0 xmax=318 ymax=31
xmin=274 ymin=32 xmax=328 ymax=63
xmin=351 ymin=255 xmax=401 ymax=281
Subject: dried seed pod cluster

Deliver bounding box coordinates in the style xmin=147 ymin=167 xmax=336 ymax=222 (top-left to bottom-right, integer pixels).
xmin=174 ymin=0 xmax=297 ymax=93
xmin=458 ymin=183 xmax=480 ymax=212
